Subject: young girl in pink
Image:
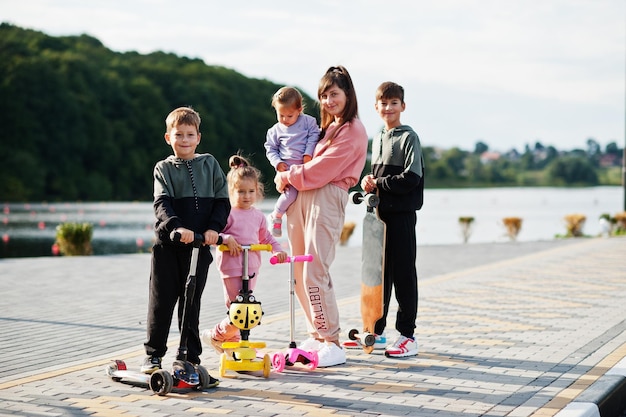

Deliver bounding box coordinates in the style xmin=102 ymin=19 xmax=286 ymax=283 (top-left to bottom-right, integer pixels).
xmin=202 ymin=155 xmax=287 ymax=352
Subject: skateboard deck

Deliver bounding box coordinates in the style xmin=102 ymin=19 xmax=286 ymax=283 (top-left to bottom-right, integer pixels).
xmin=348 ymin=191 xmax=386 ymax=353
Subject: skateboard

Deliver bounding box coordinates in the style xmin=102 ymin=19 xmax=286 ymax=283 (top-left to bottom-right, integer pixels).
xmin=347 ymin=191 xmax=386 ymax=354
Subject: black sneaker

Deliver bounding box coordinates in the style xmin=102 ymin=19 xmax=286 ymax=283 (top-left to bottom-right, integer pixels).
xmin=204 ymin=373 xmax=220 ymax=389
xmin=140 ymin=356 xmax=162 ymax=374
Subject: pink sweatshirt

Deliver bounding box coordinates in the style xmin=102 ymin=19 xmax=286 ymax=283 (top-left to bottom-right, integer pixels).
xmin=217 ymin=207 xmax=283 ymax=279
xmin=278 ymin=119 xmax=368 ymax=191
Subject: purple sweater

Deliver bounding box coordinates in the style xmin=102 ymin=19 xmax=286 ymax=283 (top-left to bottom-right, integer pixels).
xmin=265 ymin=113 xmax=320 ymax=168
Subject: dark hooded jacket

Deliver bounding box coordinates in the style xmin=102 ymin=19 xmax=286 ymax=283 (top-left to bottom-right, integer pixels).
xmin=152 ymin=154 xmax=230 ymax=244
xmin=371 ymin=125 xmax=424 ymax=213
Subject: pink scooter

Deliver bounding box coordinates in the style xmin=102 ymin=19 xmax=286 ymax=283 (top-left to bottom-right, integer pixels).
xmin=269 ymin=254 xmax=318 ymax=372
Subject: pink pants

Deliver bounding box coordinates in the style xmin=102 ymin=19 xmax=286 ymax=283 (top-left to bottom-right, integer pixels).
xmin=286 ymin=184 xmax=347 ymax=342
xmin=211 ymin=276 xmax=257 ymax=342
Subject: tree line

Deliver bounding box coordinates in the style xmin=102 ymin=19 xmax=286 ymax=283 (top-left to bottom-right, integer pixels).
xmin=424 ymin=139 xmax=623 ymax=188
xmin=0 ymin=23 xmax=318 ymax=202
xmin=0 ymin=24 xmax=622 ymax=202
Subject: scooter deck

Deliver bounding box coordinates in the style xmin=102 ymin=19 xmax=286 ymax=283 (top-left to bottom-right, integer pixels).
xmin=106 ymin=361 xmax=151 ymax=386
xmin=106 ymin=359 xmax=218 ymax=395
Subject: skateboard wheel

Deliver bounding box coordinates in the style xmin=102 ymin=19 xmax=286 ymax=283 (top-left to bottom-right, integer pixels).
xmin=272 ymin=352 xmax=286 ymax=373
xmin=149 ymin=369 xmax=173 ymax=396
xmin=348 ymin=328 xmax=359 ymax=340
xmin=364 ymin=194 xmax=379 ymax=208
xmin=363 ymin=333 xmax=376 ymax=347
xmin=349 ymin=191 xmax=364 ymax=204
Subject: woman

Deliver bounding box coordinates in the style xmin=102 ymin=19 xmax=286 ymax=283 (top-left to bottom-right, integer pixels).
xmin=274 ymin=65 xmax=368 ymax=367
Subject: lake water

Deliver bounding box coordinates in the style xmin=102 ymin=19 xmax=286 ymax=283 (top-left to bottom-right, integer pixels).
xmin=1 ymin=186 xmax=623 ymax=258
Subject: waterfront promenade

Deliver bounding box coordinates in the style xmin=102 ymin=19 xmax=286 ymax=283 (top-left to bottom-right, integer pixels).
xmin=1 ymin=237 xmax=625 ymax=416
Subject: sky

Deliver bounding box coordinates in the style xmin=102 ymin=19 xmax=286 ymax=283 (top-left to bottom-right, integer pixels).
xmin=2 ymin=0 xmax=624 ymax=152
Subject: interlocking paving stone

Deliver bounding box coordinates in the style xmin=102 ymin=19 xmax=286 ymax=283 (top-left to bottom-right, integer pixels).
xmin=0 ymin=238 xmax=625 ymax=416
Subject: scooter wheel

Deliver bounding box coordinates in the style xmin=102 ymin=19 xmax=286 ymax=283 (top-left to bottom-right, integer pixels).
xmin=262 ymin=354 xmax=271 ymax=378
xmin=219 ymin=353 xmax=227 ymax=378
xmin=196 ymin=365 xmax=219 ymax=390
xmin=272 ymin=352 xmax=286 ymax=373
xmin=149 ymin=370 xmax=173 ymax=396
xmin=307 ymin=350 xmax=319 ymax=370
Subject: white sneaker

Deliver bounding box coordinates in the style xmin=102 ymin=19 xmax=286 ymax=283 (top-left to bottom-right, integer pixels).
xmin=317 ymin=343 xmax=346 ymax=367
xmin=385 ymin=336 xmax=418 ymax=358
xmin=299 ymin=337 xmax=324 ymax=351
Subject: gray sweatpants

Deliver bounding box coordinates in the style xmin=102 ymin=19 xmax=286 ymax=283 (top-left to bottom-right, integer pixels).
xmin=286 ymin=184 xmax=347 ymax=342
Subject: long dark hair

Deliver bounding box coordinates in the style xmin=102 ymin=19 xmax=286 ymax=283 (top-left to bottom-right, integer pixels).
xmin=318 ymin=65 xmax=359 ymax=140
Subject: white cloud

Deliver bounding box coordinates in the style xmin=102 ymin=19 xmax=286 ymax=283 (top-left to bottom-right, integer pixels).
xmin=2 ymin=0 xmax=624 ymax=150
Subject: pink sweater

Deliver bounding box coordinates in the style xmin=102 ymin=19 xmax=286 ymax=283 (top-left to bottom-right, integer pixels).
xmin=278 ymin=119 xmax=368 ymax=191
xmin=217 ymin=207 xmax=283 ymax=279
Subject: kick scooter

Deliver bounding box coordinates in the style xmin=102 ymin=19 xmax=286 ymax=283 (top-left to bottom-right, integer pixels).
xmin=217 ymin=243 xmax=273 ymax=378
xmin=106 ymin=231 xmax=219 ymax=395
xmin=269 ymin=254 xmax=319 ymax=372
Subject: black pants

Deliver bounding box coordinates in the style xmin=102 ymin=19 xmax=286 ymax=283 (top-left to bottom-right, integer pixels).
xmin=374 ymin=211 xmax=418 ymax=338
xmin=144 ymin=244 xmax=212 ymax=364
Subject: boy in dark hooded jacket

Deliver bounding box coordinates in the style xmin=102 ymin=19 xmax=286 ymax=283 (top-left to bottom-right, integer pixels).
xmin=356 ymin=82 xmax=424 ymax=358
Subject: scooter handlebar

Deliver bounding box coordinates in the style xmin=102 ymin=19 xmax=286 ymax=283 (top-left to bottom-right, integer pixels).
xmin=170 ymin=230 xmax=223 ymax=246
xmin=218 ymin=243 xmax=273 ymax=252
xmin=270 ymin=254 xmax=314 ymax=265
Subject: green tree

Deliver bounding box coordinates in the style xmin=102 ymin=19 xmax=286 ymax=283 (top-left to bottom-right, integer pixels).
xmin=0 ymin=23 xmax=318 ymax=202
xmin=547 ymin=156 xmax=598 ymax=185
xmin=473 ymin=141 xmax=488 ymax=155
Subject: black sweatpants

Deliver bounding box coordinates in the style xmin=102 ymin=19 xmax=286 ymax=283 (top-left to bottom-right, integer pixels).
xmin=144 ymin=244 xmax=213 ymax=364
xmin=374 ymin=210 xmax=418 ymax=338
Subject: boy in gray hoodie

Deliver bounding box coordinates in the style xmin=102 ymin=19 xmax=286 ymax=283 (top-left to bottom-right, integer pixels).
xmin=354 ymin=81 xmax=424 ymax=358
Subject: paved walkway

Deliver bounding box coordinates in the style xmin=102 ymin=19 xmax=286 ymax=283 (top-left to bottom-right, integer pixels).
xmin=0 ymin=237 xmax=625 ymax=416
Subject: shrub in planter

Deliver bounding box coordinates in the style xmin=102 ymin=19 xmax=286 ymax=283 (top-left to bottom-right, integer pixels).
xmin=502 ymin=217 xmax=522 ymax=241
xmin=55 ymin=222 xmax=93 ymax=256
xmin=614 ymin=212 xmax=626 ymax=235
xmin=458 ymin=216 xmax=474 ymax=243
xmin=563 ymin=214 xmax=586 ymax=238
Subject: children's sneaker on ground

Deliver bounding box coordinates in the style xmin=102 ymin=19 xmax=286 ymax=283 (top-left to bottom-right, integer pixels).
xmin=385 ymin=336 xmax=418 ymax=358
xmin=299 ymin=337 xmax=324 ymax=351
xmin=317 ymin=343 xmax=346 ymax=367
xmin=140 ymin=356 xmax=162 ymax=374
xmin=373 ymin=333 xmax=387 ymax=349
xmin=201 ymin=329 xmax=223 ymax=354
xmin=269 ymin=214 xmax=282 ymax=237
xmin=341 ymin=339 xmax=361 ymax=349
xmin=342 ymin=333 xmax=387 ymax=350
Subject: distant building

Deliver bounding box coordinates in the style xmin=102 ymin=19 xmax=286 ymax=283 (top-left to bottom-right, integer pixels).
xmin=480 ymin=151 xmax=501 ymax=164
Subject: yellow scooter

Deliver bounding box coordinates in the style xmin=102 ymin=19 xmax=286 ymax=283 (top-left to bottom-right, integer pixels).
xmin=218 ymin=243 xmax=272 ymax=378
